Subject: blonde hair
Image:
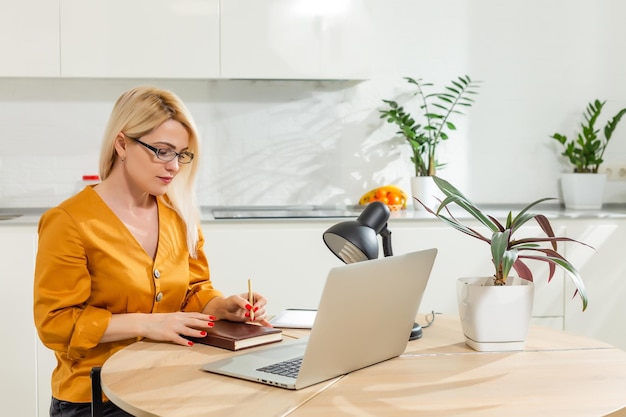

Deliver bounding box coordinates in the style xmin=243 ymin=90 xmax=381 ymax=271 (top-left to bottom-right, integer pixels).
xmin=99 ymin=86 xmax=201 ymax=257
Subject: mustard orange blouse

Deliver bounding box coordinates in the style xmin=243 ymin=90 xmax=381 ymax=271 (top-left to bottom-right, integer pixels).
xmin=33 ymin=186 xmax=222 ymax=402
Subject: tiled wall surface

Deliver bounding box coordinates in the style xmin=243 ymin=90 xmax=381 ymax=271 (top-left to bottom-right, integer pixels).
xmin=1 ymin=0 xmax=625 ymax=208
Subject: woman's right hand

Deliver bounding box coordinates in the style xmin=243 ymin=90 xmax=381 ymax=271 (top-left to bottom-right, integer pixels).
xmin=102 ymin=312 xmax=216 ymax=346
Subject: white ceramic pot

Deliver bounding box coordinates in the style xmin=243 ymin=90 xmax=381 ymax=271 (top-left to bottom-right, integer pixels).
xmin=410 ymin=176 xmax=442 ymax=210
xmin=560 ymin=173 xmax=607 ymax=210
xmin=457 ymin=276 xmax=534 ymax=352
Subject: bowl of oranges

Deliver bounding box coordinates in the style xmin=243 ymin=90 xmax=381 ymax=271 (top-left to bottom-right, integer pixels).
xmin=358 ymin=185 xmax=408 ymax=211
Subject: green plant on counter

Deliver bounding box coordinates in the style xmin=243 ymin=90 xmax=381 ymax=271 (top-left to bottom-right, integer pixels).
xmin=415 ymin=176 xmax=590 ymax=311
xmin=379 ymin=75 xmax=481 ymax=177
xmin=550 ymin=99 xmax=626 ymax=173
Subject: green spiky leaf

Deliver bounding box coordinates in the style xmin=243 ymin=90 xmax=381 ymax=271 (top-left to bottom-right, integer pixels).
xmin=417 ymin=176 xmax=592 ymax=311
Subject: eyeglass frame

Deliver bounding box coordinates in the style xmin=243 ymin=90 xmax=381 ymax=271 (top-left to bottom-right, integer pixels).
xmin=125 ymin=135 xmax=195 ymax=164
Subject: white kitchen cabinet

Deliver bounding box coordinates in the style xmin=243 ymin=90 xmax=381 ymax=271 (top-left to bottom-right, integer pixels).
xmin=202 ymin=220 xmax=342 ymax=315
xmin=60 ymin=0 xmax=220 ymax=78
xmin=202 ymin=218 xmax=567 ymax=330
xmin=2 ymin=214 xmax=623 ymax=417
xmin=0 ymin=226 xmax=38 ymax=416
xmin=201 ymin=220 xmax=479 ymax=317
xmin=220 ymin=0 xmax=371 ymax=80
xmin=0 ymin=224 xmax=55 ymax=417
xmin=0 ymin=0 xmax=60 ymax=77
xmin=3 ymin=0 xmax=370 ymax=80
xmin=387 ymin=220 xmax=567 ymax=328
xmin=562 ymin=218 xmax=626 ymax=350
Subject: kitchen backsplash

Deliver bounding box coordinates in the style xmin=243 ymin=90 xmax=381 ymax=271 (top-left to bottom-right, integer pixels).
xmin=1 ymin=0 xmax=626 ymax=209
xmin=0 ymin=78 xmax=398 ymax=208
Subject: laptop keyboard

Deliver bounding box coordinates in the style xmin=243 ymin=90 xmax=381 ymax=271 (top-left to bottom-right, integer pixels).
xmin=257 ymin=357 xmax=303 ymax=379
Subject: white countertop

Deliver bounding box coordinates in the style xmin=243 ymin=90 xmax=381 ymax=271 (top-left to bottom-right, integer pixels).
xmin=2 ymin=204 xmax=626 ymax=226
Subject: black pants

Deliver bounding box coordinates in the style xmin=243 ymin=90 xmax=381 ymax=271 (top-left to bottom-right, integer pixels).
xmin=50 ymin=397 xmax=134 ymax=417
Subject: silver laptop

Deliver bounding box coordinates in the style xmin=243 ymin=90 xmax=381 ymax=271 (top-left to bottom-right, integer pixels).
xmin=202 ymin=248 xmax=437 ymax=390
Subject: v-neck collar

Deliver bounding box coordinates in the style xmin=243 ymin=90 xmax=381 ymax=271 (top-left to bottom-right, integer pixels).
xmin=85 ymin=186 xmax=162 ymax=262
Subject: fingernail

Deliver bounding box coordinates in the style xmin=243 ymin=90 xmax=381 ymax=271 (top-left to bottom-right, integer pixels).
xmin=245 ymin=304 xmax=252 ymax=311
xmin=188 ymin=341 xmax=194 ymax=346
xmin=200 ymin=331 xmax=207 ymax=336
xmin=254 ymin=307 xmax=259 ymax=312
xmin=209 ymin=315 xmax=217 ymax=321
xmin=245 ymin=312 xmax=250 ymax=318
xmin=208 ymin=322 xmax=215 ymax=327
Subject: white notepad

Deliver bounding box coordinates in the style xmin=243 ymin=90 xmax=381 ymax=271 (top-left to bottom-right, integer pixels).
xmin=269 ymin=309 xmax=317 ymax=329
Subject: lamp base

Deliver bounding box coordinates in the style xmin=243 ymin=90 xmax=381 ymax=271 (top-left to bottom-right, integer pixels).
xmin=409 ymin=322 xmax=423 ymax=340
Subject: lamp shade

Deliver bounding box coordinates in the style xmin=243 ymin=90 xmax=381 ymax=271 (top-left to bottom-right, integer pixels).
xmin=323 ymin=202 xmax=391 ymax=264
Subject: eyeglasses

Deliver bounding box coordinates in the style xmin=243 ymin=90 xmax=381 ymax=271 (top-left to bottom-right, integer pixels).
xmin=127 ymin=136 xmax=194 ymax=164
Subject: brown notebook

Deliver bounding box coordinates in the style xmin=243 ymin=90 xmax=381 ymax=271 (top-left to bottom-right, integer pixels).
xmin=189 ymin=320 xmax=282 ymax=351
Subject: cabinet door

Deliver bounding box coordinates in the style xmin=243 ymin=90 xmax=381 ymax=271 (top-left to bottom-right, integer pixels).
xmin=389 ymin=221 xmax=566 ymax=327
xmin=220 ymin=0 xmax=371 ymax=79
xmin=203 ymin=221 xmax=342 ymax=314
xmin=0 ymin=227 xmax=38 ymax=415
xmin=0 ymin=0 xmax=60 ymax=76
xmin=60 ymin=0 xmax=220 ymax=78
xmin=563 ymin=219 xmax=626 ymax=350
xmin=390 ymin=222 xmax=495 ymax=316
xmin=202 ymin=219 xmax=567 ymax=328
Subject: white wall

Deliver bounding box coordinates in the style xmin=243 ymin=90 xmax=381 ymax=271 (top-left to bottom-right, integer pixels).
xmin=1 ymin=0 xmax=626 ymax=208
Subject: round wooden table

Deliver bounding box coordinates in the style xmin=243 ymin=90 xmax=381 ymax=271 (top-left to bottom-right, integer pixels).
xmin=101 ymin=315 xmax=626 ymax=417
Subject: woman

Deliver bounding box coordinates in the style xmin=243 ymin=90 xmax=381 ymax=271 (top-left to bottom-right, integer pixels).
xmin=34 ymin=86 xmax=271 ymax=417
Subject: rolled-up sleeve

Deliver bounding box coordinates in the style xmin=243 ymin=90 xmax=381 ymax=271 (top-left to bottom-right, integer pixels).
xmin=34 ymin=208 xmax=112 ymax=358
xmin=67 ymin=305 xmax=112 ymax=359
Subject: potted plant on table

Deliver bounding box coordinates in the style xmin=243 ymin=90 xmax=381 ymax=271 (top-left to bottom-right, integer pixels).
xmin=379 ymin=75 xmax=480 ymax=209
xmin=416 ymin=176 xmax=591 ymax=352
xmin=550 ymin=99 xmax=626 ymax=210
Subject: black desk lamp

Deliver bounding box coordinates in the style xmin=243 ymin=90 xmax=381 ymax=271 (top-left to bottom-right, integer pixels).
xmin=322 ymin=202 xmax=423 ymax=340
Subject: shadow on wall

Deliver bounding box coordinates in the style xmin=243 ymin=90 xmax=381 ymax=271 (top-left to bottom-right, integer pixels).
xmin=0 ymin=78 xmax=407 ymax=207
xmin=197 ymin=80 xmax=406 ymax=206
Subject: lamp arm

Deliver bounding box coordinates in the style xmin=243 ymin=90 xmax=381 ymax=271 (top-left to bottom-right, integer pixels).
xmin=380 ymin=226 xmax=393 ymax=257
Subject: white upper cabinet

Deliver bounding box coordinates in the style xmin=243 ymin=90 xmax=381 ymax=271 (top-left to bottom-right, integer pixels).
xmin=220 ymin=0 xmax=371 ymax=80
xmin=0 ymin=0 xmax=60 ymax=77
xmin=60 ymin=0 xmax=220 ymax=78
xmin=2 ymin=0 xmax=370 ymax=79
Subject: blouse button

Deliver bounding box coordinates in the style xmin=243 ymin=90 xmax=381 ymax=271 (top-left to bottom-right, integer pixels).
xmin=155 ymin=292 xmax=163 ymax=302
xmin=154 ymin=269 xmax=160 ymax=279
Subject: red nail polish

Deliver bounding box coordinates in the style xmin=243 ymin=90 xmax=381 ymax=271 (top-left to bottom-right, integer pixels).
xmin=208 ymin=322 xmax=215 ymax=327
xmin=188 ymin=341 xmax=194 ymax=346
xmin=200 ymin=331 xmax=207 ymax=336
xmin=245 ymin=304 xmax=252 ymax=311
xmin=254 ymin=307 xmax=259 ymax=312
xmin=209 ymin=315 xmax=217 ymax=321
xmin=245 ymin=312 xmax=250 ymax=318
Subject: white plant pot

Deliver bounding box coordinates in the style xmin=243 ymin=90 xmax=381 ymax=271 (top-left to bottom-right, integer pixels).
xmin=410 ymin=176 xmax=442 ymax=210
xmin=560 ymin=173 xmax=607 ymax=210
xmin=457 ymin=276 xmax=534 ymax=352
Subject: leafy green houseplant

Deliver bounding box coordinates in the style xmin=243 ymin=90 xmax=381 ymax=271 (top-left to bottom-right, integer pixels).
xmin=550 ymin=99 xmax=626 ymax=210
xmin=416 ymin=176 xmax=589 ymax=311
xmin=550 ymin=99 xmax=626 ymax=173
xmin=379 ymin=75 xmax=481 ymax=177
